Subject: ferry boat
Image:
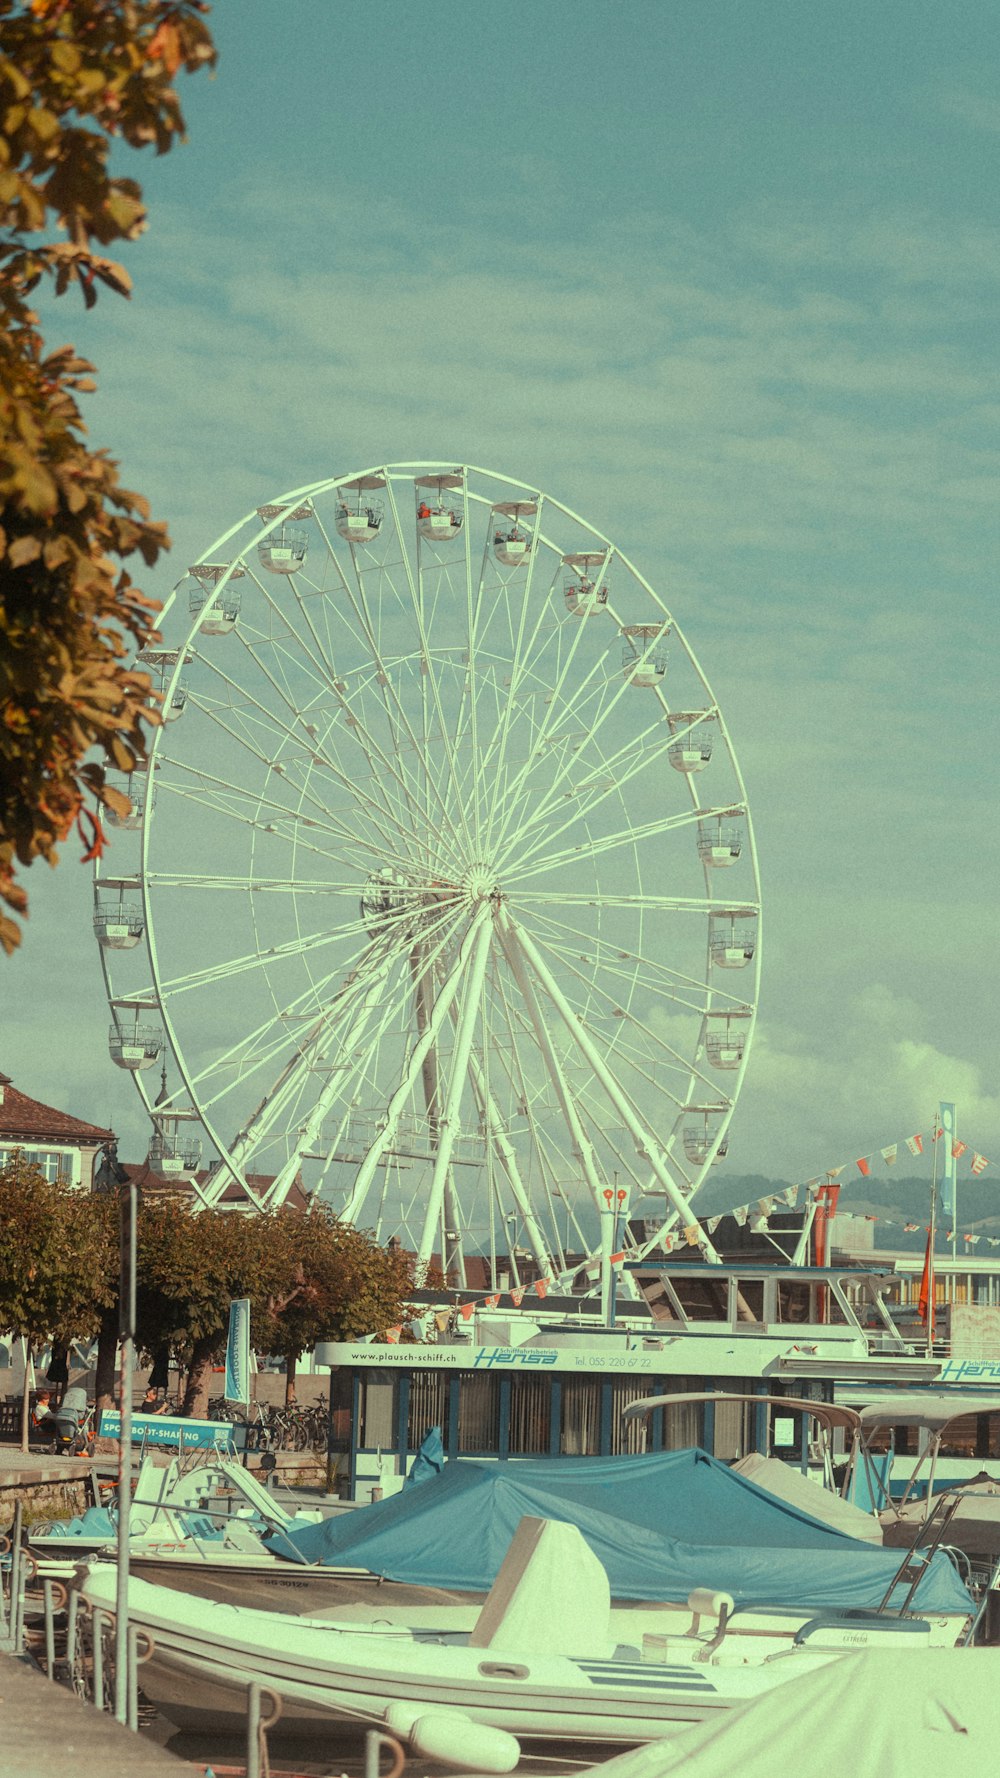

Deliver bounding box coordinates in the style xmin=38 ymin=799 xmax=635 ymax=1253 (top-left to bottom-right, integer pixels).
xmin=316 ymin=1261 xmax=942 ymax=1502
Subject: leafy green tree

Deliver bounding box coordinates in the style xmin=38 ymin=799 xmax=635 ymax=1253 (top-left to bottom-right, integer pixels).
xmin=0 ymin=0 xmax=216 ymax=954
xmin=136 ymin=1196 xmax=276 ymax=1418
xmin=256 ymin=1207 xmax=415 ymax=1405
xmin=0 ymin=1151 xmax=114 ymax=1446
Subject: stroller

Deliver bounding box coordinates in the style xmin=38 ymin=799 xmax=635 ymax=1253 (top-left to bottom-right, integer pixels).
xmin=41 ymin=1386 xmax=92 ymax=1454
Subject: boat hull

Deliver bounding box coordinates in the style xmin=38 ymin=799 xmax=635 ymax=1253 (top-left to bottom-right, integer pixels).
xmin=80 ymin=1570 xmax=823 ymax=1744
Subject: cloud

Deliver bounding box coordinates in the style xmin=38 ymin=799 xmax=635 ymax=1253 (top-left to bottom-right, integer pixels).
xmin=724 ymin=983 xmax=1000 ymax=1181
xmin=933 ymin=84 xmax=1000 ymax=137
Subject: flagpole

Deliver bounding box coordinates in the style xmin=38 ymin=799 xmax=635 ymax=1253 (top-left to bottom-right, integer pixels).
xmin=926 ymin=1123 xmax=938 ymax=1359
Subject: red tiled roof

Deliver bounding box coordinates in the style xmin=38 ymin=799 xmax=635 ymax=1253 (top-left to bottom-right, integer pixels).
xmin=117 ymin=1162 xmax=308 ymax=1213
xmin=0 ymin=1080 xmax=114 ymax=1144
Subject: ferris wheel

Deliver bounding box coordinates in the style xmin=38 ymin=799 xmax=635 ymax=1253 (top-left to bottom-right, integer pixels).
xmin=94 ymin=463 xmax=761 ymax=1285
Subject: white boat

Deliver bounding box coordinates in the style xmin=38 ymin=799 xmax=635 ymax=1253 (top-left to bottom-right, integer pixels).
xmin=76 ymin=1517 xmax=968 ymax=1748
xmin=568 ymin=1646 xmax=998 ymax=1778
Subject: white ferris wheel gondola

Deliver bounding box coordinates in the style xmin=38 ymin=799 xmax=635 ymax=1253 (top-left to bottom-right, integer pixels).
xmin=96 ymin=463 xmax=762 ymax=1279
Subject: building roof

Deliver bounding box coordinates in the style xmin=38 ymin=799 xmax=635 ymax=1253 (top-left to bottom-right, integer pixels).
xmin=0 ymin=1074 xmax=114 ymax=1145
xmin=113 ymin=1160 xmax=309 ymax=1214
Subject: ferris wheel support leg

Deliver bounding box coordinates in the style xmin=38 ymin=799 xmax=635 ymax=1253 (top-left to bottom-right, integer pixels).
xmin=497 ymin=920 xmax=614 ymax=1249
xmin=503 ymin=913 xmax=722 ymax=1264
xmin=415 ymin=914 xmax=495 ymax=1283
xmin=340 ymin=907 xmax=491 ymax=1229
xmin=462 ymin=1033 xmax=560 ymax=1280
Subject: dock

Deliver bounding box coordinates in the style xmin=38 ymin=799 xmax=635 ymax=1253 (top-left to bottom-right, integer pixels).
xmin=0 ymin=1649 xmax=193 ymax=1776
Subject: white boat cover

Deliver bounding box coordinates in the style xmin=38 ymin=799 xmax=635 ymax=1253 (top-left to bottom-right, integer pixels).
xmin=470 ymin=1516 xmax=612 ymax=1656
xmin=577 ymin=1648 xmax=994 ymax=1778
xmin=860 ymin=1395 xmax=1000 ymax=1432
xmin=731 ymin=1455 xmax=883 ymax=1543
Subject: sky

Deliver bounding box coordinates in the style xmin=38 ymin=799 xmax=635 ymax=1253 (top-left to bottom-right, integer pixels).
xmin=7 ymin=0 xmax=999 ymax=1221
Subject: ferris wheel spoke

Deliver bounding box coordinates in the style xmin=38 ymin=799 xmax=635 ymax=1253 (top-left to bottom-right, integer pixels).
xmin=154 ymin=754 xmax=413 ymax=877
xmin=383 ymin=474 xmax=477 ymax=859
xmin=486 ymin=584 xmax=612 ymax=861
xmin=504 ymin=799 xmax=738 ymax=887
xmin=308 ymin=508 xmax=473 ymax=870
xmin=494 ymin=687 xmax=671 ymax=867
xmin=228 ymin=631 xmax=427 ymax=864
xmin=181 ymin=663 xmax=424 ymax=868
xmin=500 ymin=909 xmax=718 ymax=1256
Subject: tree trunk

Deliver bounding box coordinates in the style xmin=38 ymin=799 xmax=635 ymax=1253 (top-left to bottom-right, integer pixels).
xmin=181 ymin=1337 xmax=217 ymax=1419
xmin=19 ymin=1348 xmax=32 ymax=1454
xmin=95 ymin=1314 xmax=119 ymax=1414
xmin=285 ymin=1352 xmax=299 ymax=1406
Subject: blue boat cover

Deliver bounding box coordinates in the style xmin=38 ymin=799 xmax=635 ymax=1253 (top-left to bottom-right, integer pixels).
xmin=38 ymin=1506 xmax=116 ymax=1539
xmin=280 ymin=1447 xmax=972 ymax=1614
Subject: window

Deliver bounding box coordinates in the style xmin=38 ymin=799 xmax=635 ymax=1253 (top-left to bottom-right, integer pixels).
xmin=776 ymin=1281 xmax=813 ymax=1324
xmin=671 ymin=1276 xmax=729 ymax=1320
xmin=508 ymin=1374 xmax=552 ymax=1454
xmin=560 ymin=1378 xmax=601 ymax=1454
xmin=3 ymin=1146 xmax=77 ymax=1185
xmin=610 ymin=1381 xmax=651 ymax=1455
xmin=733 ymin=1279 xmax=765 ymax=1323
xmin=407 ymin=1372 xmax=448 ymax=1449
xmin=358 ymin=1369 xmax=397 ymax=1449
xmin=457 ymin=1374 xmax=500 ymax=1452
xmin=328 ymin=1367 xmax=353 ymax=1453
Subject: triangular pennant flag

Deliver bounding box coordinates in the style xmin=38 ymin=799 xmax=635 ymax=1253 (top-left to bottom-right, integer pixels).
xmin=881 ymin=1145 xmax=898 ymax=1166
xmin=856 ymin=1158 xmax=871 ymax=1177
xmin=707 ymin=1214 xmax=722 ymax=1233
xmin=826 ymin=1167 xmax=845 ymax=1180
xmin=733 ymin=1205 xmax=749 ymax=1227
xmin=906 ymin=1134 xmax=924 ymax=1156
xmin=662 ymin=1232 xmax=675 ymax=1253
xmin=757 ymin=1196 xmax=775 ymax=1214
xmin=684 ymin=1223 xmax=701 ymax=1246
xmin=781 ymin=1185 xmax=799 ymax=1207
xmin=533 ymin=1278 xmax=549 ymax=1298
xmin=459 ymin=1301 xmax=476 ymax=1321
xmin=483 ymin=1295 xmax=500 ymax=1310
xmin=385 ymin=1325 xmax=402 ymax=1344
xmin=971 ymin=1153 xmax=989 ymax=1175
xmin=952 ymin=1140 xmax=968 ymax=1159
xmin=509 ymin=1286 xmax=524 ymax=1307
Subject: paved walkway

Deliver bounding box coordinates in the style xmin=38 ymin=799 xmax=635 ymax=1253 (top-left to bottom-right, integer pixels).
xmin=0 ymin=1650 xmax=193 ymax=1775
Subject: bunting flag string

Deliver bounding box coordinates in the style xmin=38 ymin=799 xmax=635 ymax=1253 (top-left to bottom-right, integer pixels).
xmin=398 ymin=1125 xmax=998 ymax=1334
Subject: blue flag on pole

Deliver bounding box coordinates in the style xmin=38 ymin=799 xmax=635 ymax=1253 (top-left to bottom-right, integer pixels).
xmin=225 ymin=1298 xmax=251 ymax=1404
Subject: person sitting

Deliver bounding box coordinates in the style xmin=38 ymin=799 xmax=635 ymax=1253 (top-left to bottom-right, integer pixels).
xmin=417 ymin=501 xmax=431 ymax=518
xmin=142 ymin=1387 xmax=169 ymax=1415
xmin=31 ymin=1391 xmax=58 ymax=1444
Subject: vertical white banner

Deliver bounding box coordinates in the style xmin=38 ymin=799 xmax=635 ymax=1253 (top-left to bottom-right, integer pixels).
xmin=224 ymin=1298 xmax=251 ymax=1404
xmin=939 ymin=1101 xmax=957 ymax=1233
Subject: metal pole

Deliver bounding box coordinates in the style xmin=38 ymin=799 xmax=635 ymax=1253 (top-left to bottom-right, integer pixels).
xmin=11 ymin=1502 xmax=24 ymax=1653
xmin=927 ymin=1137 xmax=938 ymax=1359
xmin=126 ymin=1622 xmax=141 ymax=1731
xmin=65 ymin=1587 xmax=79 ymax=1684
xmin=42 ymin=1578 xmax=55 ymax=1679
xmin=114 ymin=1179 xmax=137 ymax=1723
xmin=92 ymin=1604 xmax=105 ymax=1708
